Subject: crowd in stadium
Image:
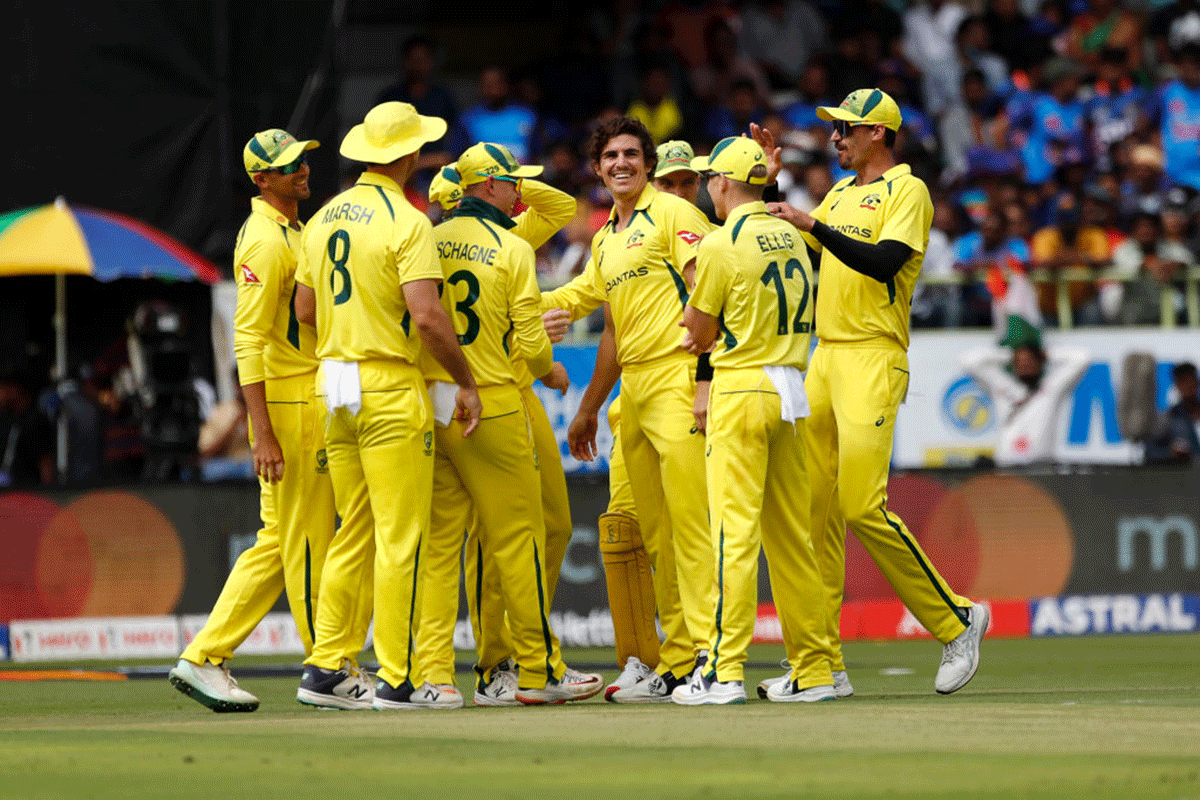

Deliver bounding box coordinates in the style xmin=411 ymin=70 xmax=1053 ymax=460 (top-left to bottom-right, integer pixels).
xmin=379 ymin=0 xmax=1200 ymax=331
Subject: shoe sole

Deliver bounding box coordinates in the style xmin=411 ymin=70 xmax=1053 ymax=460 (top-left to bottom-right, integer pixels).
xmin=473 ymin=693 xmax=520 ymax=707
xmin=373 ymin=699 xmax=462 ymax=710
xmin=936 ymin=605 xmax=990 ymax=695
xmin=767 ymin=687 xmax=836 ymax=703
xmin=296 ymin=687 xmax=371 ymax=710
xmin=516 ymin=682 xmax=605 ymax=705
xmin=671 ymin=692 xmax=746 ymax=706
xmin=169 ymin=673 xmax=258 ymax=713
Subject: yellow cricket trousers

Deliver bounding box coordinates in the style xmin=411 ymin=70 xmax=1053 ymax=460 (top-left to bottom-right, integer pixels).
xmin=423 ymin=383 xmax=565 ymax=691
xmin=620 ymin=355 xmax=713 ymax=678
xmin=306 ymin=360 xmax=434 ymax=690
xmin=605 ymin=396 xmax=636 ymax=516
xmin=415 ymin=384 xmax=572 ymax=685
xmin=703 ymin=368 xmax=833 ymax=686
xmin=183 ymin=371 xmax=335 ymax=664
xmin=804 ymin=341 xmax=971 ymax=668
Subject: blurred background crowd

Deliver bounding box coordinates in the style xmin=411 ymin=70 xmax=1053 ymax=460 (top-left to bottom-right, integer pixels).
xmin=3 ymin=0 xmax=1199 ymax=487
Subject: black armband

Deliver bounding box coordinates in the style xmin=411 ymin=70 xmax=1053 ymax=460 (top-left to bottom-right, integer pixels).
xmin=695 ymin=352 xmax=713 ymax=382
xmin=762 ymin=182 xmax=781 ymax=204
xmin=809 ymin=221 xmax=911 ymax=283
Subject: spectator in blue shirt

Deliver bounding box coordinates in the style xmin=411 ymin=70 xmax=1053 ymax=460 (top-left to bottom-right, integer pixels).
xmin=1154 ymin=44 xmax=1200 ymax=192
xmin=954 ymin=208 xmax=1031 ymax=327
xmin=450 ymin=67 xmax=537 ymax=163
xmin=1085 ymin=46 xmax=1151 ymax=173
xmin=781 ymin=59 xmax=833 ymax=132
xmin=1008 ymin=56 xmax=1087 ymax=186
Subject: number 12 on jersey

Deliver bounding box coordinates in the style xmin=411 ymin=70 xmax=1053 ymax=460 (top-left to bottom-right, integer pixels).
xmin=760 ymin=258 xmax=811 ymax=335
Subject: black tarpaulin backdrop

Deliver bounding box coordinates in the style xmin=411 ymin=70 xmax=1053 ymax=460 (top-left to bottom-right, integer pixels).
xmin=2 ymin=0 xmax=337 ymax=377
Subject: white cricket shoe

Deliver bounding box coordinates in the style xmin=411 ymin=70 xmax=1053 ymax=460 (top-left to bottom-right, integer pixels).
xmin=474 ymin=662 xmax=520 ymax=707
xmin=671 ymin=671 xmax=745 ymax=705
xmin=297 ymin=660 xmax=373 ymax=710
xmin=606 ymin=656 xmax=655 ymax=701
xmin=169 ymin=658 xmax=259 ymax=713
xmin=608 ymin=670 xmax=683 ymax=704
xmin=935 ymin=603 xmax=989 ymax=695
xmin=756 ymin=659 xmax=791 ymax=700
xmin=766 ymin=679 xmax=836 ymax=703
xmin=516 ymin=667 xmax=605 ymax=705
xmin=832 ymin=670 xmax=855 ymax=698
xmin=372 ymin=678 xmax=458 ymax=710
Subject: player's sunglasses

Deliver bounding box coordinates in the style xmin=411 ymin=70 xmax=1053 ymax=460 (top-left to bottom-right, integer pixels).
xmin=492 ymin=174 xmax=523 ymax=191
xmin=831 ymin=120 xmax=874 ymax=138
xmin=271 ymin=153 xmax=308 ymax=175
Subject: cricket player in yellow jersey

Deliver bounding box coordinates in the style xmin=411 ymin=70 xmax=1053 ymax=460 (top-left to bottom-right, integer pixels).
xmin=538 ymin=138 xmax=710 ymax=699
xmin=170 ymin=129 xmax=333 ymax=712
xmin=674 ymin=136 xmax=835 ymax=704
xmin=293 ymin=102 xmax=483 ymax=711
xmin=422 ymin=143 xmax=602 ymax=706
xmin=417 ymin=146 xmax=600 ymax=705
xmin=566 ymin=117 xmax=716 ymax=702
xmin=769 ymin=89 xmax=988 ymax=695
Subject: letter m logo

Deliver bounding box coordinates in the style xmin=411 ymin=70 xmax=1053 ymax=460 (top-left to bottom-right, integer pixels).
xmin=1117 ymin=516 xmax=1199 ymax=572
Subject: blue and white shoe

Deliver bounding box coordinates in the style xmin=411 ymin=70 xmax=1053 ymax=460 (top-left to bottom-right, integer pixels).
xmin=296 ymin=660 xmax=373 ymax=710
xmin=373 ymin=678 xmax=462 ymax=710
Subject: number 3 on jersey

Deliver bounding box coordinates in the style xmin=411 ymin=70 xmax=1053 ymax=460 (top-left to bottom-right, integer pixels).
xmin=760 ymin=258 xmax=811 ymax=335
xmin=328 ymin=230 xmax=352 ymax=305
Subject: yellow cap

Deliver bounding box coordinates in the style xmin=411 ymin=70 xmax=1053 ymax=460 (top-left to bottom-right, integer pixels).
xmin=690 ymin=136 xmax=769 ymax=185
xmin=655 ymin=140 xmax=697 ymax=178
xmin=457 ymin=142 xmax=543 ymax=186
xmin=243 ymin=129 xmax=319 ymax=177
xmin=340 ymin=102 xmax=447 ymax=164
xmin=429 ymin=162 xmax=463 ymax=210
xmin=817 ymin=88 xmax=903 ymax=132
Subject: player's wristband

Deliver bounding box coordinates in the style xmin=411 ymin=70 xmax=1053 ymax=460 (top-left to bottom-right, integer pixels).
xmin=695 ymin=352 xmax=713 ymax=382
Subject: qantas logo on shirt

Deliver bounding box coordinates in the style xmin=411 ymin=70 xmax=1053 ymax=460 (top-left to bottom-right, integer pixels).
xmin=626 ymin=230 xmax=645 ymax=248
xmin=240 ymin=265 xmax=261 ymax=284
xmin=677 ymin=230 xmax=701 ymax=245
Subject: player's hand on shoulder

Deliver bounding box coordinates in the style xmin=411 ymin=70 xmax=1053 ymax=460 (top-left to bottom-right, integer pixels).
xmin=568 ymin=410 xmax=599 ymax=462
xmin=455 ymin=386 xmax=483 ymax=437
xmin=768 ymin=202 xmax=814 ymax=232
xmin=540 ymin=362 xmax=570 ymax=396
xmin=542 ymin=308 xmax=572 ymax=343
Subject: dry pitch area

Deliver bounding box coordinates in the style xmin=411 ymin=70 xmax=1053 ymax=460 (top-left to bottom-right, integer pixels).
xmin=2 ymin=636 xmax=1198 ymax=799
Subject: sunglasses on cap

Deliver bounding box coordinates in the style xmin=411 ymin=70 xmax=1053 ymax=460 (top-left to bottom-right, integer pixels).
xmin=492 ymin=174 xmax=523 ymax=191
xmin=831 ymin=120 xmax=876 ymax=138
xmin=271 ymin=153 xmax=308 ymax=175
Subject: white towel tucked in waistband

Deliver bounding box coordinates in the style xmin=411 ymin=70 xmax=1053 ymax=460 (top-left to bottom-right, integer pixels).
xmin=322 ymin=360 xmax=362 ymax=415
xmin=431 ymin=381 xmax=457 ymax=427
xmin=763 ymin=365 xmax=810 ymax=422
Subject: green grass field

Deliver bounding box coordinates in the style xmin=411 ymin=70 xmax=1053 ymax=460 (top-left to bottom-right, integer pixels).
xmin=2 ymin=636 xmax=1199 ymax=799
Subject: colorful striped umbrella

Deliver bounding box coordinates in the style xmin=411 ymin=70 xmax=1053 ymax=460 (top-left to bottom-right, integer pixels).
xmin=0 ymin=197 xmax=221 ymax=283
xmin=0 ymin=198 xmax=222 ymax=482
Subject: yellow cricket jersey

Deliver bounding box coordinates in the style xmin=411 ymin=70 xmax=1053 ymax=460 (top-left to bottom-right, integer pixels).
xmin=423 ymin=197 xmax=553 ymax=386
xmin=506 ymin=180 xmax=576 ymax=389
xmin=232 ymin=197 xmax=318 ymax=384
xmin=588 ymin=185 xmax=713 ymax=366
xmin=540 ymin=258 xmax=604 ymax=320
xmin=803 ymin=164 xmax=932 ymax=350
xmin=296 ymin=172 xmax=442 ymax=364
xmin=688 ymin=201 xmax=814 ymax=371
